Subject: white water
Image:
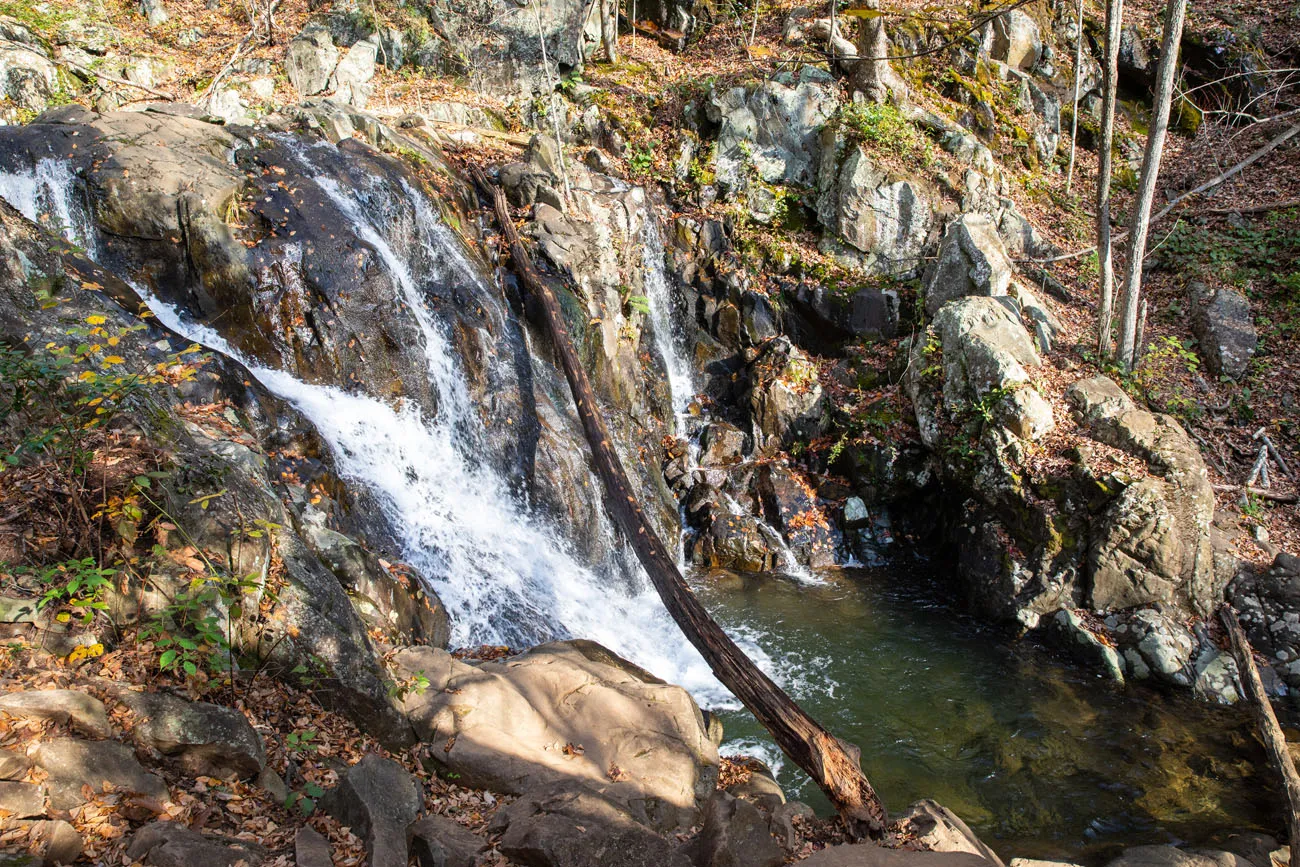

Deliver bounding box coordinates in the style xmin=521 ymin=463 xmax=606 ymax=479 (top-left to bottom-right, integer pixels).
xmin=640 ymin=214 xmax=695 ymax=427
xmin=0 ymin=159 xmax=97 ymax=255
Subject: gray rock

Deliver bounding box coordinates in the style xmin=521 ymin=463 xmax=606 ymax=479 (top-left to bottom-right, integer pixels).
xmin=4 ymin=819 xmax=83 ymax=864
xmin=699 ymin=422 xmax=748 ymax=467
xmin=1190 ymin=282 xmax=1257 ymax=380
xmin=320 ymin=755 xmax=422 ymax=867
xmin=748 ymin=337 xmax=828 ymax=449
xmin=287 ymin=23 xmax=340 ymax=97
xmin=899 ymin=800 xmax=1005 ymax=867
xmin=0 ymin=43 xmax=61 ymax=116
xmin=844 ymin=497 xmax=871 ymax=529
xmin=0 ymin=781 xmax=45 ymax=818
xmin=768 ymin=800 xmax=814 ymax=850
xmin=817 ymin=143 xmax=937 ymax=275
xmin=1114 ymin=609 xmax=1195 ymax=686
xmin=493 ymin=781 xmax=693 ymax=867
xmin=0 ymin=690 xmax=110 ymax=739
xmin=34 ymin=738 xmax=168 ymax=811
xmin=127 ymin=821 xmax=264 ymax=867
xmin=330 ymin=38 xmax=377 ymax=108
xmin=393 ymin=641 xmax=718 ymax=831
xmin=985 ymin=9 xmax=1041 ymax=69
xmin=800 ymin=844 xmax=995 ymax=867
xmin=0 ymin=749 xmax=32 ymax=780
xmin=922 ymin=214 xmax=1014 ymax=316
xmin=682 ymin=791 xmax=784 ymax=867
xmin=1105 ymin=846 xmax=1231 ymax=867
xmin=1090 ymin=480 xmax=1193 ymax=611
xmin=1118 ymin=25 xmax=1153 ymax=84
xmin=723 ymin=760 xmax=784 ymax=805
xmin=1047 ymin=609 xmax=1125 ymax=684
xmin=0 ymin=596 xmax=41 ymax=624
xmin=295 ymin=826 xmax=333 ymax=867
xmin=109 ymin=689 xmax=266 ymax=780
xmin=708 ymin=66 xmax=839 ymax=193
xmin=407 ymin=815 xmax=489 ymax=867
xmin=204 ymin=89 xmax=251 ymax=125
xmin=139 ymin=0 xmax=168 ymax=27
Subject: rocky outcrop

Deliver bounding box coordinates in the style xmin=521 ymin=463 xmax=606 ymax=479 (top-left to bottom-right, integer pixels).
xmin=391 ymin=641 xmax=719 ymax=829
xmin=1190 ymin=281 xmax=1257 ymax=380
xmin=921 ymin=215 xmax=1014 ymax=317
xmin=748 ymin=337 xmax=828 ymax=449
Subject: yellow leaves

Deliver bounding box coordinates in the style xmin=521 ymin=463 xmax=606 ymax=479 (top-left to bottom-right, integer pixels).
xmin=81 ymin=280 xmax=103 ymax=291
xmin=107 ymin=336 xmax=120 ymax=346
xmin=67 ymin=643 xmax=104 ymax=663
xmin=102 ymin=355 xmax=126 ymax=366
xmin=85 ymin=314 xmax=106 ymax=325
xmin=78 ymin=370 xmax=98 ymax=382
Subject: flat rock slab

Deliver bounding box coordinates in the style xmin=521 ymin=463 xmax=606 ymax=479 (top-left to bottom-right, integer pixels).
xmin=128 ymin=821 xmax=264 ymax=867
xmin=0 ymin=690 xmax=111 ymax=738
xmin=800 ymin=845 xmax=996 ymax=867
xmin=295 ymin=826 xmax=333 ymax=867
xmin=109 ymin=689 xmax=265 ymax=780
xmin=0 ymin=781 xmax=45 ymax=818
xmin=34 ymin=738 xmax=168 ymax=811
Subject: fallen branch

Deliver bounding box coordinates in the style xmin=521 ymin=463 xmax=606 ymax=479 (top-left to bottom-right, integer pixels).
xmin=1023 ymin=120 xmax=1300 ymax=265
xmin=1201 ymin=198 xmax=1300 ymax=216
xmin=1255 ymin=428 xmax=1296 ymax=483
xmin=425 ymin=121 xmax=531 ymax=147
xmin=61 ymin=59 xmax=176 ymax=101
xmin=473 ymin=167 xmax=889 ymax=839
xmin=1247 ymin=444 xmax=1270 ymax=489
xmin=1221 ymin=604 xmax=1300 ymax=867
xmin=1211 ymin=484 xmax=1298 ymax=504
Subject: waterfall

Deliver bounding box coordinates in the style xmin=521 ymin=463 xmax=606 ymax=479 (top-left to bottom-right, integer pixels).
xmin=640 ymin=214 xmax=695 ymax=428
xmin=0 ymin=158 xmax=97 ymax=255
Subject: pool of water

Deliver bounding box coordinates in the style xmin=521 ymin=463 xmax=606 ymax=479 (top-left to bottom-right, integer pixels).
xmin=694 ymin=564 xmax=1279 ymax=863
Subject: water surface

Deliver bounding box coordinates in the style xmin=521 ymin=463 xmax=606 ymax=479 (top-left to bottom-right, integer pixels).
xmin=696 ymin=565 xmax=1278 ymax=862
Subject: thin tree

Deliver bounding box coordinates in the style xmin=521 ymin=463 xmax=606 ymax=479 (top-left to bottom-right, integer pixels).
xmin=1095 ymin=0 xmax=1123 ymax=357
xmin=1116 ymin=0 xmax=1186 ymax=368
xmin=601 ymin=0 xmax=619 ymax=62
xmin=1064 ymin=0 xmax=1085 ymax=193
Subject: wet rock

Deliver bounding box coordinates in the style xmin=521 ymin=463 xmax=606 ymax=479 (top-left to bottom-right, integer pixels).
xmin=817 ymin=143 xmax=937 ymax=275
xmin=708 ymin=66 xmax=839 ymax=194
xmin=700 ymin=422 xmax=749 ymax=467
xmin=1190 ymin=282 xmax=1256 ymax=380
xmin=1191 ymin=647 xmax=1240 ymax=704
xmin=921 ymin=214 xmax=1014 ymax=316
xmin=1046 ymin=609 xmax=1125 ymax=684
xmin=0 ymin=781 xmax=45 ymax=818
xmin=108 ymin=689 xmax=265 ymax=780
xmin=748 ymin=337 xmax=828 ymax=449
xmin=690 ymin=500 xmax=781 ymax=573
xmin=127 ymin=821 xmax=264 ymax=867
xmin=320 ymin=755 xmax=422 ymax=867
xmin=287 ymin=23 xmax=340 ymax=97
xmin=492 ymin=781 xmax=692 ymax=867
xmin=408 ymin=815 xmax=489 ymax=867
xmin=1113 ymin=608 xmax=1195 ymax=686
xmin=34 ymin=738 xmax=168 ymax=812
xmin=899 ymin=801 xmax=1005 ymax=867
xmin=295 ymin=826 xmax=333 ymax=867
xmin=757 ymin=463 xmax=836 ymax=568
xmin=0 ymin=690 xmax=110 ymax=739
xmin=800 ymin=844 xmax=994 ymax=867
xmin=682 ymin=791 xmax=784 ymax=867
xmin=392 ymin=641 xmax=718 ymax=830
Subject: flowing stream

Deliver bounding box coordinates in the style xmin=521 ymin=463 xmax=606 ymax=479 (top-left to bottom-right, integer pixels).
xmin=0 ymin=153 xmax=1282 ymax=862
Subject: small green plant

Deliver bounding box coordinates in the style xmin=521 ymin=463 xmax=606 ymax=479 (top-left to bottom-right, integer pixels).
xmin=625 ymin=294 xmax=651 ymax=316
xmin=835 ymin=102 xmax=935 ymax=165
xmin=285 ymin=781 xmax=325 ymax=816
xmin=1130 ymin=335 xmax=1202 ymax=421
xmin=628 ymin=145 xmax=656 ymax=176
xmin=21 ymin=558 xmax=117 ymax=625
xmin=286 ymin=729 xmax=319 ymax=754
xmin=556 ymin=70 xmax=584 ymax=95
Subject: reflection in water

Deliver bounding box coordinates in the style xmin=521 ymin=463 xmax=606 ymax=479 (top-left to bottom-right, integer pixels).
xmin=696 ymin=565 xmax=1277 ymax=861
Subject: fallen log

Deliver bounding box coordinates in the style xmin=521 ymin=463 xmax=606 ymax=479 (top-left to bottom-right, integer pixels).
xmin=1212 ymin=484 xmax=1299 ymax=504
xmin=473 ymin=167 xmax=889 ymax=838
xmin=1221 ymin=604 xmax=1300 ymax=867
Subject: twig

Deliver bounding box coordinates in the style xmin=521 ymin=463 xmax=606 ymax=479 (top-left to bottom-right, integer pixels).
xmin=61 ymin=59 xmax=176 ymax=100
xmin=1221 ymin=603 xmax=1300 ymax=867
xmin=1246 ymin=444 xmax=1269 ymax=488
xmin=1212 ymin=485 xmax=1298 ymax=503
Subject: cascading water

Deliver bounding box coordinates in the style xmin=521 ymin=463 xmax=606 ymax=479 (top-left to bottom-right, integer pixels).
xmin=0 ymin=150 xmax=815 ymax=710
xmin=0 ymin=159 xmax=97 ymax=255
xmin=641 ymin=215 xmax=695 ymax=427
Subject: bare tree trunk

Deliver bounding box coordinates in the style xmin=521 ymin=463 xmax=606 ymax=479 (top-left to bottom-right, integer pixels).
xmin=1116 ymin=0 xmax=1186 ymax=369
xmin=1221 ymin=605 xmax=1300 ymax=867
xmin=1095 ymin=0 xmax=1123 ymax=357
xmin=601 ymin=0 xmax=618 ymax=62
xmin=1065 ymin=0 xmax=1085 ymax=193
xmin=474 ymin=169 xmax=889 ymax=840
xmin=850 ymin=0 xmax=907 ymax=104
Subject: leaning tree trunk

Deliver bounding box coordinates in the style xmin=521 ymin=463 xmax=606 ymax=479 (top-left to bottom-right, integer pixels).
xmin=1095 ymin=0 xmax=1123 ymax=357
xmin=1116 ymin=0 xmax=1186 ymax=369
xmin=850 ymin=0 xmax=907 ymax=104
xmin=473 ymin=169 xmax=889 ymax=838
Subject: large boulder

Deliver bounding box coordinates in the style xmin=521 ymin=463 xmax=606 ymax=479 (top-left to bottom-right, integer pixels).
xmin=491 ymin=781 xmax=692 ymax=867
xmin=127 ymin=822 xmax=264 ymax=867
xmin=982 ymin=9 xmax=1042 ymax=70
xmin=407 ymin=815 xmax=489 ymax=867
xmin=708 ymin=67 xmax=839 ymax=193
xmin=1067 ymin=377 xmax=1218 ymax=613
xmin=321 ymin=755 xmax=422 ymax=867
xmin=392 ymin=641 xmax=719 ymax=829
xmin=287 ymin=23 xmax=340 ymax=97
xmin=817 ymin=143 xmax=938 ymax=275
xmin=681 ymin=791 xmax=785 ymax=867
xmin=921 ymin=215 xmax=1014 ymax=316
xmin=0 ymin=39 xmax=61 ymax=120
xmin=1190 ymin=282 xmax=1256 ymax=380
xmin=108 ymin=689 xmax=266 ymax=780
xmin=329 ymin=38 xmax=378 ymax=108
xmin=748 ymin=337 xmax=828 ymax=449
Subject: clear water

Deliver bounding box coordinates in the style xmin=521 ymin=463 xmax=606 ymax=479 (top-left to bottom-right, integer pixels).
xmin=700 ymin=566 xmax=1277 ymax=862
xmin=0 ymin=151 xmax=1279 ymax=863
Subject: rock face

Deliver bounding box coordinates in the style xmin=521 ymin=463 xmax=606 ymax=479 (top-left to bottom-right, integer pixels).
xmin=1190 ymin=282 xmax=1257 ymax=380
xmin=985 ymin=10 xmax=1043 ymax=70
xmin=921 ymin=215 xmax=1015 ymax=316
xmin=748 ymin=337 xmax=828 ymax=449
xmin=708 ymin=67 xmax=839 ymax=193
xmin=681 ymin=791 xmax=785 ymax=867
xmin=393 ymin=641 xmax=718 ymax=829
xmin=0 ymin=38 xmax=61 ymax=119
xmin=817 ymin=143 xmax=938 ymax=275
